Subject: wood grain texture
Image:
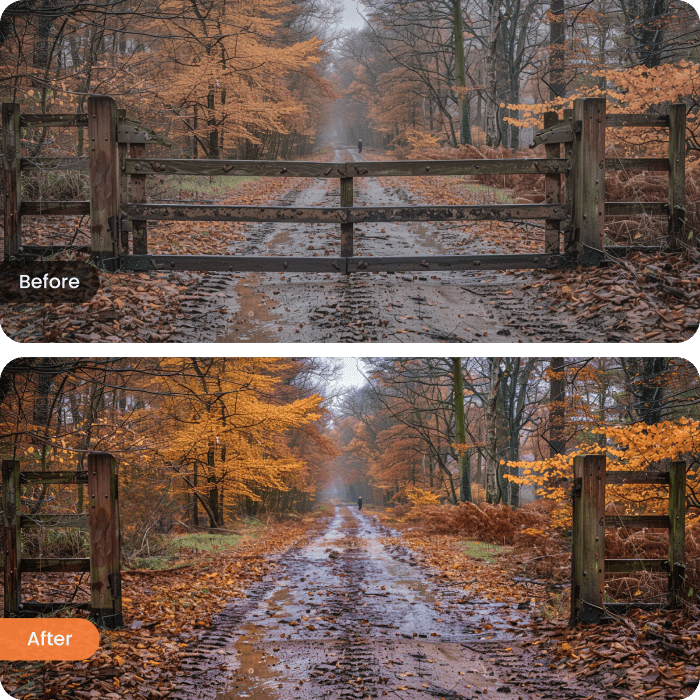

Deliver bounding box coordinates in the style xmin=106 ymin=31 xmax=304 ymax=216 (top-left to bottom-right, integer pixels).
xmin=606 ymin=470 xmax=670 ymax=485
xmin=130 ymin=142 xmax=148 ymax=254
xmin=21 ymin=157 xmax=89 ymax=171
xmin=340 ymin=176 xmax=354 ymax=257
xmin=20 ymin=514 xmax=90 ymax=529
xmin=668 ymin=461 xmax=686 ymax=605
xmin=668 ymin=104 xmax=686 ymax=250
xmin=88 ymin=452 xmax=123 ymax=629
xmin=346 ymin=254 xmax=567 ymax=272
xmin=87 ymin=96 xmax=120 ymax=257
xmin=543 ymin=111 xmax=562 ymax=254
xmin=604 ymin=515 xmax=670 ymax=529
xmin=605 ymin=202 xmax=668 ymax=217
xmin=2 ymin=460 xmax=21 ymax=616
xmin=3 ymin=103 xmax=21 ymax=259
xmin=604 ymin=559 xmax=669 ymax=573
xmin=605 ymin=157 xmax=670 ymax=172
xmin=606 ymin=114 xmax=670 ymax=128
xmin=21 ymin=470 xmax=89 ymax=485
xmin=21 ymin=201 xmax=91 ymax=216
xmin=125 ymin=158 xmax=569 ymax=178
xmin=127 ymin=203 xmax=567 ymax=223
xmin=21 ymin=558 xmax=91 ymax=573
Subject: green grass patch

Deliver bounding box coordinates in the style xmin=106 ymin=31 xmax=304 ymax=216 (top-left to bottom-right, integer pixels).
xmin=459 ymin=180 xmax=516 ymax=204
xmin=150 ymin=174 xmax=259 ymax=200
xmin=461 ymin=540 xmax=512 ymax=563
xmin=168 ymin=533 xmax=242 ymax=554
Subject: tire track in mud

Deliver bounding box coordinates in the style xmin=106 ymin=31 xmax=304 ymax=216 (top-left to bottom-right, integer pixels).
xmin=172 ymin=507 xmax=611 ymax=700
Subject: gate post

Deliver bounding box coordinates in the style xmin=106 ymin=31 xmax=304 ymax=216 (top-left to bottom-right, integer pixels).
xmin=87 ymin=95 xmax=120 ymax=263
xmin=117 ymin=108 xmax=130 ymax=254
xmin=2 ymin=103 xmax=21 ymax=260
xmin=87 ymin=452 xmax=123 ymax=629
xmin=130 ymin=141 xmax=148 ymax=255
xmin=543 ymin=111 xmax=562 ymax=253
xmin=2 ymin=459 xmax=21 ymax=616
xmin=340 ymin=175 xmax=354 ymax=259
xmin=561 ymin=108 xmax=575 ymax=254
xmin=570 ymin=454 xmax=606 ymax=624
xmin=668 ymin=460 xmax=686 ymax=606
xmin=572 ymin=98 xmax=606 ymax=264
xmin=668 ymin=104 xmax=686 ymax=251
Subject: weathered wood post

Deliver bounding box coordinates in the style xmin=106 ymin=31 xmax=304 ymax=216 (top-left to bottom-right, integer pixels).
xmin=570 ymin=454 xmax=606 ymax=624
xmin=130 ymin=141 xmax=148 ymax=254
xmin=340 ymin=174 xmax=354 ymax=260
xmin=668 ymin=460 xmax=686 ymax=606
xmin=543 ymin=111 xmax=562 ymax=253
xmin=668 ymin=104 xmax=686 ymax=251
xmin=2 ymin=103 xmax=21 ymax=259
xmin=572 ymin=98 xmax=606 ymax=264
xmin=87 ymin=95 xmax=120 ymax=263
xmin=2 ymin=459 xmax=21 ymax=616
xmin=88 ymin=452 xmax=123 ymax=629
xmin=561 ymin=108 xmax=575 ymax=254
xmin=117 ymin=108 xmax=129 ymax=254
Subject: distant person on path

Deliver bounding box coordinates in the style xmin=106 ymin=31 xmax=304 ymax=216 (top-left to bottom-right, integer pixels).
xmin=358 ymin=139 xmax=362 ymax=153
xmin=358 ymin=496 xmax=363 ymax=511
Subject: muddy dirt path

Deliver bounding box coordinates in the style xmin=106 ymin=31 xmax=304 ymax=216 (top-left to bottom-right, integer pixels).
xmin=173 ymin=149 xmax=614 ymax=343
xmin=173 ymin=507 xmax=607 ymax=700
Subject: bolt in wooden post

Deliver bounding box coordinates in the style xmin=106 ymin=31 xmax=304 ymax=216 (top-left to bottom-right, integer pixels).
xmin=340 ymin=176 xmax=354 ymax=259
xmin=544 ymin=111 xmax=562 ymax=254
xmin=3 ymin=459 xmax=21 ymax=616
xmin=117 ymin=109 xmax=129 ymax=254
xmin=570 ymin=454 xmax=606 ymax=624
xmin=668 ymin=104 xmax=686 ymax=251
xmin=2 ymin=103 xmax=21 ymax=260
xmin=87 ymin=95 xmax=120 ymax=262
xmin=130 ymin=141 xmax=148 ymax=254
xmin=88 ymin=452 xmax=123 ymax=629
xmin=572 ymin=98 xmax=606 ymax=264
xmin=668 ymin=460 xmax=686 ymax=606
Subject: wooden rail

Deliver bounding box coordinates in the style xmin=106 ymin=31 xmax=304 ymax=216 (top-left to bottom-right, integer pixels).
xmin=127 ymin=203 xmax=567 ymax=223
xmin=570 ymin=457 xmax=687 ymax=625
xmin=121 ymin=252 xmax=567 ymax=273
xmin=2 ymin=455 xmax=123 ymax=628
xmin=2 ymin=97 xmax=687 ymax=266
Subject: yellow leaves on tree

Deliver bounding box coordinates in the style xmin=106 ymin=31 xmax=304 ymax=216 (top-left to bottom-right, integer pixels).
xmin=505 ymin=418 xmax=700 ymax=528
xmin=142 ymin=358 xmax=324 ymax=525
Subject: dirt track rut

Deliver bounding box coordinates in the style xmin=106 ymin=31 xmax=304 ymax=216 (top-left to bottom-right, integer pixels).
xmin=172 ymin=507 xmax=608 ymax=700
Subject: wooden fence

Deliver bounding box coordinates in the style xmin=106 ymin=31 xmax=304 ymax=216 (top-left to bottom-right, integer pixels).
xmin=2 ymin=96 xmax=687 ymax=272
xmin=570 ymin=455 xmax=686 ymax=625
xmin=2 ymin=453 xmax=123 ymax=629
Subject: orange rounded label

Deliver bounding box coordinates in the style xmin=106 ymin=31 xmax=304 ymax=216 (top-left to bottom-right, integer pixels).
xmin=0 ymin=619 xmax=99 ymax=660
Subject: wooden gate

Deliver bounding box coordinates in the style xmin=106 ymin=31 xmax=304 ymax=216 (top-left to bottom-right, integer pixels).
xmin=2 ymin=452 xmax=123 ymax=629
xmin=570 ymin=454 xmax=686 ymax=625
xmin=2 ymin=96 xmax=686 ymax=272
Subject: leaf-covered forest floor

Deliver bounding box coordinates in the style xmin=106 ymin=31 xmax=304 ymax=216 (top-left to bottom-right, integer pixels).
xmin=1 ymin=504 xmax=698 ymax=700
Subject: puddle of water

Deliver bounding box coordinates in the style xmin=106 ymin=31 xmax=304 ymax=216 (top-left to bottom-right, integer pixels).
xmin=216 ymin=272 xmax=280 ymax=342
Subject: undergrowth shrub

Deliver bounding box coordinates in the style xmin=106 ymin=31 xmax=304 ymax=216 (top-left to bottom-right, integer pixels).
xmin=21 ymin=170 xmax=89 ymax=202
xmin=22 ymin=527 xmax=90 ymax=559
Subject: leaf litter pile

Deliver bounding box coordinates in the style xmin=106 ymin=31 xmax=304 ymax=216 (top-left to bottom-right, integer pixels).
xmin=0 ymin=518 xmax=320 ymax=699
xmin=380 ymin=502 xmax=700 ymax=700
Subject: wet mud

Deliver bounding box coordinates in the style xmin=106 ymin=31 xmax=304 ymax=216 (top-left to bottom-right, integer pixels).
xmin=172 ymin=507 xmax=609 ymax=699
